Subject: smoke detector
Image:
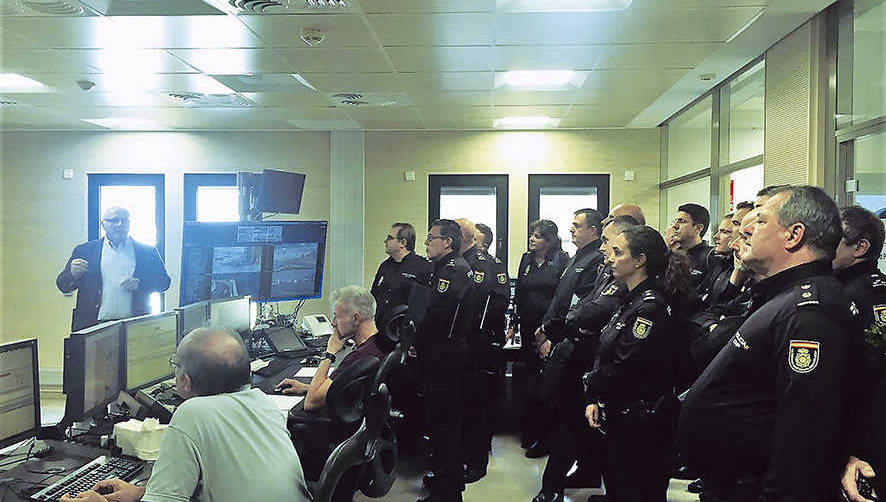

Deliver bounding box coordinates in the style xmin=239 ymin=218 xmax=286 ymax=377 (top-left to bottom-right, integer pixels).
xmin=300 ymin=28 xmax=326 ymax=47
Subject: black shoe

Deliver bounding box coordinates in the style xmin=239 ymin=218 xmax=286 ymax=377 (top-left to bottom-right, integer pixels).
xmin=531 ymin=492 xmax=563 ymax=502
xmin=464 ymin=466 xmax=487 ymax=484
xmin=688 ymin=478 xmax=705 ymax=494
xmin=417 ymin=494 xmax=462 ymax=502
xmin=525 ymin=440 xmax=549 ymax=459
xmin=520 ymin=435 xmax=536 ymax=449
xmin=672 ymin=465 xmax=697 ymax=480
xmin=587 ymin=496 xmax=608 ymax=502
xmin=564 ymin=470 xmax=602 ymax=489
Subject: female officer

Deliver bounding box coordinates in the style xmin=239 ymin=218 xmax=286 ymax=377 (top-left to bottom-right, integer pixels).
xmin=584 ymin=225 xmax=691 ymax=501
xmin=510 ymin=219 xmax=569 ymax=452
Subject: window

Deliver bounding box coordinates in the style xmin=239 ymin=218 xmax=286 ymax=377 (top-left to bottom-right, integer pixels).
xmin=665 ymin=177 xmax=711 ymax=239
xmin=183 ymin=173 xmax=238 ymax=222
xmin=87 ymin=174 xmax=165 ymax=313
xmin=528 ymin=174 xmax=610 ymax=256
xmin=666 ymin=96 xmax=713 ymax=180
xmin=727 ymin=164 xmax=764 ymax=209
xmin=837 ymin=0 xmax=886 ymax=128
xmin=429 ymin=174 xmax=509 ymax=267
xmin=727 ymin=61 xmax=765 ymax=163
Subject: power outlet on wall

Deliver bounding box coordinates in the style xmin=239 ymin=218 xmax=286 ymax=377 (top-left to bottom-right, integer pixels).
xmin=63 ymin=169 xmax=74 ymax=180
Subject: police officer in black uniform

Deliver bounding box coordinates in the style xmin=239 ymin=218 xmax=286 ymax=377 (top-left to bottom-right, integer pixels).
xmin=669 ymin=202 xmax=713 ymax=290
xmin=413 ymin=219 xmax=474 ymax=502
xmin=834 ymin=205 xmax=886 ymax=502
xmin=584 ymin=225 xmax=692 ymax=501
xmin=371 ymin=222 xmax=432 ymax=326
xmin=680 ymin=186 xmax=860 ymax=502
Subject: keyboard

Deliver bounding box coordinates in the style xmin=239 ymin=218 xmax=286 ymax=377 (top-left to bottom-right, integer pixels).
xmin=30 ymin=455 xmax=144 ymax=501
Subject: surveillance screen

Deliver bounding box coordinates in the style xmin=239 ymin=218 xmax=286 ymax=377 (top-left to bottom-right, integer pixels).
xmin=0 ymin=342 xmax=38 ymax=446
xmin=270 ymin=243 xmax=319 ymax=299
xmin=210 ymin=246 xmax=262 ymax=300
xmin=125 ymin=314 xmax=177 ymax=390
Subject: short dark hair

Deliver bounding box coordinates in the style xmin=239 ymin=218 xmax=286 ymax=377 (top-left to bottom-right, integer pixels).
xmin=574 ymin=208 xmax=604 ymax=235
xmin=475 ymin=223 xmax=494 ymax=249
xmin=722 ymin=213 xmax=734 ymax=221
xmin=528 ymin=219 xmax=562 ymax=259
xmin=678 ymin=203 xmax=711 ymax=237
xmin=607 ymin=215 xmax=639 ymax=231
xmin=430 ymin=219 xmax=462 ymax=252
xmin=770 ymin=186 xmax=842 ymax=260
xmin=621 ymin=226 xmax=692 ymax=303
xmin=840 ymin=205 xmax=885 ymax=261
xmin=393 ymin=222 xmax=416 ymax=251
xmin=735 ymin=201 xmax=754 ymax=211
xmin=757 ymin=185 xmax=790 ymax=198
xmin=179 ymin=329 xmax=251 ymax=397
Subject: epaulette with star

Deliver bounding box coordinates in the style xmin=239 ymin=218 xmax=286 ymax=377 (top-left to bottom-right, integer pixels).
xmin=795 ymin=282 xmax=821 ymax=307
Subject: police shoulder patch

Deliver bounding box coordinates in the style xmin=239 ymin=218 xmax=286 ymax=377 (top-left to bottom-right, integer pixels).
xmin=497 ymin=273 xmax=507 ymax=284
xmin=632 ymin=317 xmax=653 ymax=339
xmin=874 ymin=305 xmax=886 ymax=327
xmin=437 ymin=279 xmax=450 ymax=293
xmin=642 ymin=290 xmax=656 ymax=302
xmin=788 ymin=340 xmax=820 ymax=373
xmin=474 ymin=271 xmax=485 ymax=284
xmin=602 ymin=283 xmax=619 ymax=296
xmin=523 ymin=265 xmax=531 ymax=276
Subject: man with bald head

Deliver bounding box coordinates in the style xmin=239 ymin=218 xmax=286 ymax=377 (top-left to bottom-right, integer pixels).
xmin=603 ymin=203 xmax=646 ymax=227
xmin=60 ymin=328 xmax=311 ymax=502
xmin=57 ymin=206 xmax=170 ymax=331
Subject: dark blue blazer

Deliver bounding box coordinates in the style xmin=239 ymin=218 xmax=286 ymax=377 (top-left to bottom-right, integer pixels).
xmin=56 ymin=238 xmax=171 ymax=331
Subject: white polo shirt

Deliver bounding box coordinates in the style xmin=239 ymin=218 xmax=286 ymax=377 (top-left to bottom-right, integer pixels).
xmin=97 ymin=237 xmax=135 ymax=321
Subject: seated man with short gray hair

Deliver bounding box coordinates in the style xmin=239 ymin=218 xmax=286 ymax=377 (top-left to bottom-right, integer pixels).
xmin=60 ymin=328 xmax=312 ymax=502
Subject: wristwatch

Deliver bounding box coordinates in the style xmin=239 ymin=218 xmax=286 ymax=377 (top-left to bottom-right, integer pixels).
xmin=322 ymin=352 xmax=336 ymax=363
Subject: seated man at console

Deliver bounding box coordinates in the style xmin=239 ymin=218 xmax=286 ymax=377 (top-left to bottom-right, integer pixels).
xmin=60 ymin=328 xmax=311 ymax=502
xmin=276 ymin=285 xmax=385 ymax=411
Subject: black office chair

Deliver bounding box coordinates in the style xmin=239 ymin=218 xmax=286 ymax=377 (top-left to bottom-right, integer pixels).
xmin=308 ymin=383 xmax=394 ymax=502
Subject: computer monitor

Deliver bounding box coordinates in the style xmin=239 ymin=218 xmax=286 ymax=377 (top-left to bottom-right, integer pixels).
xmin=261 ymin=169 xmax=306 ymax=214
xmin=0 ymin=339 xmax=40 ymax=450
xmin=209 ymin=296 xmax=252 ymax=336
xmin=175 ymin=301 xmax=209 ymax=345
xmin=63 ymin=321 xmax=124 ymax=422
xmin=123 ymin=312 xmax=178 ymax=391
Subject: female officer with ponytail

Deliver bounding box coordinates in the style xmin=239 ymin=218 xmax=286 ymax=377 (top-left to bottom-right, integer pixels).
xmin=584 ymin=226 xmax=691 ymax=501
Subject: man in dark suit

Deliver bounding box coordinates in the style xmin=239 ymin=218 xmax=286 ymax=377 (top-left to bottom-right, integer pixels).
xmin=57 ymin=206 xmax=171 ymax=331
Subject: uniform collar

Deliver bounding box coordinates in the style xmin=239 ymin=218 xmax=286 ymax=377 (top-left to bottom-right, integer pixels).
xmin=835 ymin=259 xmax=879 ymax=283
xmin=626 ymin=276 xmax=655 ymax=301
xmin=687 ymin=241 xmax=710 ymax=258
xmin=574 ymin=239 xmax=601 ymax=259
xmin=754 ymin=260 xmax=833 ymax=301
xmin=463 ymin=246 xmax=479 ymax=261
xmin=434 ymin=250 xmax=460 ymax=270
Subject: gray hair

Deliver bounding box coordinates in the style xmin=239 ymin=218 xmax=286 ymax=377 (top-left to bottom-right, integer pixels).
xmin=178 ymin=328 xmax=251 ymax=396
xmin=333 ymin=285 xmax=376 ymax=320
xmin=771 ymin=185 xmax=842 ymax=260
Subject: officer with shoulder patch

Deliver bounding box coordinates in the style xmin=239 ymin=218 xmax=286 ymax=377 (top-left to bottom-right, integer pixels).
xmin=414 ymin=219 xmax=474 ymax=502
xmin=371 ymin=222 xmax=432 ymax=325
xmin=583 ymin=226 xmax=692 ymax=501
xmin=834 ymin=205 xmax=886 ymax=502
xmin=679 ymin=186 xmax=860 ymax=502
xmin=474 ymin=222 xmax=511 ymax=362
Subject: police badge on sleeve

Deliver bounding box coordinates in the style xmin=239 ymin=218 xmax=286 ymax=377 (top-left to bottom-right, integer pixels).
xmin=788 ymin=340 xmax=820 ymax=373
xmin=497 ymin=273 xmax=507 ymax=284
xmin=437 ymin=279 xmax=450 ymax=293
xmin=632 ymin=317 xmax=653 ymax=339
xmin=874 ymin=305 xmax=886 ymax=327
xmin=473 ymin=272 xmax=485 ymax=284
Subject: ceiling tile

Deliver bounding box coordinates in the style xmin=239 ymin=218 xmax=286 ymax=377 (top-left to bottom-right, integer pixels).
xmin=592 ymin=43 xmax=720 ymax=69
xmin=167 ymin=49 xmax=294 ymax=74
xmin=633 ymin=0 xmax=770 ymax=7
xmin=300 ymin=73 xmax=403 ymax=93
xmin=493 ymin=45 xmax=604 ymax=70
xmin=286 ymin=107 xmax=360 ymax=129
xmin=239 ymin=92 xmax=332 ymax=107
xmin=616 ymin=7 xmax=765 ymax=43
xmin=276 ymin=47 xmax=393 ymax=73
xmin=238 ymin=14 xmax=377 ymax=48
xmin=581 ymin=68 xmax=688 ymax=90
xmin=493 ymin=91 xmax=576 ymax=106
xmin=359 ymin=0 xmax=495 ymax=13
xmin=559 ymin=105 xmax=640 ymax=127
xmin=419 ymin=106 xmax=495 ymax=129
xmin=153 ymin=108 xmax=295 ymax=129
xmin=70 ymin=49 xmax=197 ymax=73
xmin=492 ymin=105 xmax=571 ymax=118
xmin=386 ymin=46 xmax=492 ymax=72
xmin=31 ymin=73 xmax=236 ymax=94
xmin=399 ymin=72 xmax=494 ymax=92
xmin=5 ymin=91 xmax=176 ymax=108
xmin=368 ymin=13 xmax=493 ymax=46
xmin=345 ymin=107 xmax=425 ymax=129
xmin=408 ymin=91 xmax=493 ymax=106
xmin=2 ymin=16 xmax=264 ymax=49
xmin=0 ymin=50 xmax=102 ymax=73
xmin=494 ymin=11 xmax=627 ymax=45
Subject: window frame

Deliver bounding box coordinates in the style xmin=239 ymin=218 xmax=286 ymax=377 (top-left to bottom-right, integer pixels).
xmin=87 ymin=173 xmax=165 ymax=259
xmin=527 ymin=173 xmax=611 ymax=228
xmin=183 ymin=173 xmax=238 ymax=222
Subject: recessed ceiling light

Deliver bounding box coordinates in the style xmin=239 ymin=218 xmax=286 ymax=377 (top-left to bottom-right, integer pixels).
xmin=503 ymin=70 xmax=578 ymax=88
xmin=82 ymin=118 xmax=167 ymax=130
xmin=494 ymin=116 xmax=560 ymax=129
xmin=0 ymin=73 xmax=46 ymax=90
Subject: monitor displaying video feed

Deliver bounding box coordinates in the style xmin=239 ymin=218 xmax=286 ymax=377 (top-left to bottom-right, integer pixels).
xmin=64 ymin=321 xmax=124 ymax=422
xmin=123 ymin=312 xmax=178 ymax=391
xmin=180 ymin=221 xmax=327 ymax=304
xmin=0 ymin=339 xmax=40 ymax=450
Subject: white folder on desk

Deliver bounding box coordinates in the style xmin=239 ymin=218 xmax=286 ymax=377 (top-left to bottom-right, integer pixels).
xmin=265 ymin=394 xmax=304 ymax=413
xmin=294 ymin=367 xmax=318 ymax=378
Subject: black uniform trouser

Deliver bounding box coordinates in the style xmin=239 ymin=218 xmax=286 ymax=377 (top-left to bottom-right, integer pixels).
xmin=516 ymin=319 xmax=547 ymax=443
xmin=603 ymin=407 xmax=673 ymax=502
xmin=423 ymin=352 xmax=466 ymax=499
xmin=461 ymin=360 xmax=490 ymax=469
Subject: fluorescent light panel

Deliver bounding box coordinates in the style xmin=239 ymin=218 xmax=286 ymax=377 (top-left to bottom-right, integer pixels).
xmin=82 ymin=118 xmax=167 ymax=130
xmin=0 ymin=73 xmax=46 ymax=90
xmin=494 ymin=116 xmax=560 ymax=129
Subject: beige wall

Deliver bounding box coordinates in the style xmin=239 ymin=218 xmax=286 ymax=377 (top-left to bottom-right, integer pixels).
xmin=363 ymin=129 xmax=661 ymax=284
xmin=0 ymin=131 xmax=331 ymax=371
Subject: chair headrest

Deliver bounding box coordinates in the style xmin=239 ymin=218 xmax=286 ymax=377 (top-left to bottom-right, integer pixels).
xmin=326 ymin=356 xmax=381 ymax=424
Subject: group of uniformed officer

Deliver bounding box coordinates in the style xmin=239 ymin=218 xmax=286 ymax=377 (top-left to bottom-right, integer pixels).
xmin=369 ymin=183 xmax=886 ymax=502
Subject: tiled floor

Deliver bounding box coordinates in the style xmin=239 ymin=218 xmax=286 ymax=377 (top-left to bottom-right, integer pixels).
xmin=40 ymin=395 xmax=699 ymax=502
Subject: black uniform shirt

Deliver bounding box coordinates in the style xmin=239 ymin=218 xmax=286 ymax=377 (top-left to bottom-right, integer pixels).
xmin=513 ymin=251 xmax=568 ymax=330
xmin=481 ymin=249 xmax=511 ymax=343
xmin=698 ymin=252 xmax=735 ymax=307
xmin=585 ymin=277 xmax=674 ymax=407
xmin=565 ymin=266 xmax=626 ymax=341
xmin=837 ymin=259 xmax=886 ymax=331
xmin=680 ymin=260 xmax=859 ymax=501
xmin=462 ymin=246 xmax=498 ymax=353
xmin=371 ymin=251 xmax=432 ymax=323
xmin=413 ymin=250 xmax=474 ymax=355
xmin=686 ymin=241 xmax=713 ymax=290
xmin=541 ymin=241 xmax=603 ymax=340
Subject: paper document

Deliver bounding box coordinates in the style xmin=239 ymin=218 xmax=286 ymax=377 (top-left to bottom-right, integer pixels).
xmin=250 ymin=359 xmax=270 ymax=372
xmin=265 ymin=394 xmax=304 ymax=412
xmin=294 ymin=367 xmax=318 ymax=378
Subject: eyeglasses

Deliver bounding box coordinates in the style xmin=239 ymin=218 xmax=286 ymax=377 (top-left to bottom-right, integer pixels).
xmin=426 ymin=234 xmax=448 ymax=242
xmin=168 ymin=354 xmax=180 ymax=369
xmin=384 ymin=235 xmax=400 ymax=242
xmin=102 ymin=217 xmax=129 ymax=225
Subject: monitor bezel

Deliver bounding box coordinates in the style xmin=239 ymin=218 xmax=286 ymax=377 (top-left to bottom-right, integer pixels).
xmin=63 ymin=322 xmax=125 ymax=423
xmin=0 ymin=338 xmax=41 ymax=450
xmin=122 ymin=311 xmax=179 ymax=392
xmin=174 ymin=301 xmax=209 ymax=346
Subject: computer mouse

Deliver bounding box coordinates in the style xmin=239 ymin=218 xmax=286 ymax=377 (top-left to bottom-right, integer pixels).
xmin=300 ymin=355 xmax=321 ymax=366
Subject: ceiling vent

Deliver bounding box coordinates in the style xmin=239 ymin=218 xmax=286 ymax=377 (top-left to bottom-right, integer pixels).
xmin=225 ymin=0 xmax=285 ymax=13
xmin=305 ymin=0 xmax=346 ymax=7
xmin=329 ymin=92 xmax=409 ymax=108
xmin=167 ymin=92 xmax=255 ymax=108
xmin=0 ymin=99 xmax=19 ymax=107
xmin=5 ymin=0 xmax=91 ymax=15
xmin=205 ymin=0 xmax=354 ymax=14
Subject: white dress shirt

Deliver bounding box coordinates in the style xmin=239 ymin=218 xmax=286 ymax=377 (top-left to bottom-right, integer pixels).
xmin=98 ymin=237 xmax=136 ymax=321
